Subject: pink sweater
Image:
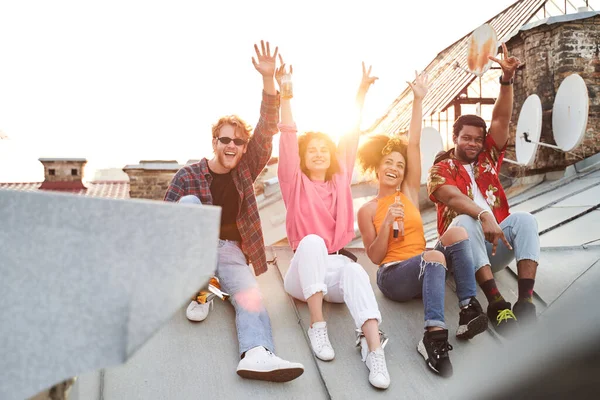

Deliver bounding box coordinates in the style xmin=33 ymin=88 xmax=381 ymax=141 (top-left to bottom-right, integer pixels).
xmin=277 ymin=123 xmax=358 ymax=252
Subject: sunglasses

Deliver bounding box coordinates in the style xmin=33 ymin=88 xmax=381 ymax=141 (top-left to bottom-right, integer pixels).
xmin=215 ymin=137 xmax=248 ymax=146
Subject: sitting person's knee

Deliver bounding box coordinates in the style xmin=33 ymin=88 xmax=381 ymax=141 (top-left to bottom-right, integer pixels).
xmin=298 ymin=234 xmax=326 ymax=250
xmin=179 ymin=195 xmax=201 ymax=204
xmin=512 ymin=211 xmax=539 ymax=229
xmin=233 ymin=287 xmax=264 ymax=313
xmin=441 ymin=226 xmax=468 ymax=246
xmin=344 ymin=262 xmax=368 ymax=279
xmin=423 ymin=250 xmax=446 ymax=266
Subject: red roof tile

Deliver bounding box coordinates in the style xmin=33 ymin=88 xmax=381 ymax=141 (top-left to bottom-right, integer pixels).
xmin=0 ymin=181 xmax=130 ymax=199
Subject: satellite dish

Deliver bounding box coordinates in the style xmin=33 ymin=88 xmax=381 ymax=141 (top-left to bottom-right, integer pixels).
xmin=552 ymin=74 xmax=589 ymax=152
xmin=514 ymin=94 xmax=543 ymax=165
xmin=420 ymin=127 xmax=444 ymax=184
xmin=467 ymin=24 xmax=498 ymax=77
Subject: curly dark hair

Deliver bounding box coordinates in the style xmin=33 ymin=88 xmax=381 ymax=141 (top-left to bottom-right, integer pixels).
xmin=297 ymin=131 xmax=340 ymax=181
xmin=357 ymin=134 xmax=409 ymax=177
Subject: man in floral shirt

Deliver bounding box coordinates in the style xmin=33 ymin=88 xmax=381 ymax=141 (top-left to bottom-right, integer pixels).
xmin=427 ymin=44 xmax=540 ymax=336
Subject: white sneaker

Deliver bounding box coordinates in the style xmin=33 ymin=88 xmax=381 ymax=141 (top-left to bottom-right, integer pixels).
xmin=236 ymin=346 xmax=304 ymax=382
xmin=185 ymin=300 xmax=212 ymax=322
xmin=365 ymin=347 xmax=390 ymax=389
xmin=308 ymin=321 xmax=335 ymax=361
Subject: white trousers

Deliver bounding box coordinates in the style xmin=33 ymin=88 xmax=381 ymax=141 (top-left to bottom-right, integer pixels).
xmin=284 ymin=234 xmax=382 ymax=328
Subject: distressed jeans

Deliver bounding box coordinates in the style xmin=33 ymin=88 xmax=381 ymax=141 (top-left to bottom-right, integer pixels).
xmin=377 ymin=239 xmax=478 ymax=330
xmin=449 ymin=211 xmax=540 ymax=273
xmin=180 ymin=195 xmax=274 ymax=356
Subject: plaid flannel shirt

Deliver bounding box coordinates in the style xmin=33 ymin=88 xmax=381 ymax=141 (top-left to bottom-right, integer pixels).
xmin=164 ymin=90 xmax=280 ymax=276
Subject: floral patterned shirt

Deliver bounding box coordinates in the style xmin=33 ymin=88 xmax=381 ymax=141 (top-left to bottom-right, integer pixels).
xmin=427 ymin=134 xmax=509 ymax=236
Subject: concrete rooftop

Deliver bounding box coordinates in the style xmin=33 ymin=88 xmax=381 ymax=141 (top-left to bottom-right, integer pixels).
xmin=67 ymin=161 xmax=600 ymax=400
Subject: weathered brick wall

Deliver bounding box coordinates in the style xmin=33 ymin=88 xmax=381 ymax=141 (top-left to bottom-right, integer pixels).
xmin=504 ymin=15 xmax=600 ymax=176
xmin=125 ymin=170 xmax=178 ymax=200
xmin=123 ymin=161 xmax=181 ymax=200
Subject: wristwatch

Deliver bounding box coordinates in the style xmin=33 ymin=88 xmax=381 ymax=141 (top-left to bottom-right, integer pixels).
xmin=499 ymin=76 xmax=514 ymax=86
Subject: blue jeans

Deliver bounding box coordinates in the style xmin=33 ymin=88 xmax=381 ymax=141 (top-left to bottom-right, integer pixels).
xmin=450 ymin=212 xmax=540 ymax=273
xmin=377 ymin=239 xmax=478 ymax=329
xmin=180 ymin=195 xmax=274 ymax=356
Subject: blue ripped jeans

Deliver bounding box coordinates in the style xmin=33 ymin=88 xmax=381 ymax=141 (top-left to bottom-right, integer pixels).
xmin=377 ymin=239 xmax=478 ymax=329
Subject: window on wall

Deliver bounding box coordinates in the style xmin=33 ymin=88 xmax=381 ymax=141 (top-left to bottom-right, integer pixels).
xmin=49 ymin=169 xmax=56 ymax=176
xmin=71 ymin=169 xmax=78 ymax=176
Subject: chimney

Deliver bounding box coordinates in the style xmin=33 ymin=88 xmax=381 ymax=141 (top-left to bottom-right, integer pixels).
xmin=123 ymin=160 xmax=183 ymax=200
xmin=38 ymin=158 xmax=87 ymax=191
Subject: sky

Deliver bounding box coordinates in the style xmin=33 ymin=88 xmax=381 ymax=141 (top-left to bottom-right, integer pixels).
xmin=0 ymin=0 xmax=518 ymax=182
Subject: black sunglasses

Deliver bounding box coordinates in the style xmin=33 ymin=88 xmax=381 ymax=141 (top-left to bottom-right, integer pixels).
xmin=215 ymin=137 xmax=248 ymax=146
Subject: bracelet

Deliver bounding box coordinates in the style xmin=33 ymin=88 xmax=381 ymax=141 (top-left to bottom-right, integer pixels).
xmin=477 ymin=209 xmax=492 ymax=223
xmin=499 ymin=76 xmax=514 ymax=86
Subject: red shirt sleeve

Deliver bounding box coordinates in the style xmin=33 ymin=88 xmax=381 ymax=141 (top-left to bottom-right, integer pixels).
xmin=427 ymin=161 xmax=458 ymax=203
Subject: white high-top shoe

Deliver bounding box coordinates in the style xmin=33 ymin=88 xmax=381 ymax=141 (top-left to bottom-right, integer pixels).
xmin=356 ymin=329 xmax=391 ymax=389
xmin=185 ymin=300 xmax=212 ymax=322
xmin=307 ymin=321 xmax=335 ymax=361
xmin=236 ymin=346 xmax=304 ymax=382
xmin=365 ymin=347 xmax=390 ymax=389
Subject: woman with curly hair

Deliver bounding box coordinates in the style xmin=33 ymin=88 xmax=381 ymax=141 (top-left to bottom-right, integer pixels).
xmin=356 ymin=72 xmax=487 ymax=378
xmin=275 ymin=59 xmax=390 ymax=389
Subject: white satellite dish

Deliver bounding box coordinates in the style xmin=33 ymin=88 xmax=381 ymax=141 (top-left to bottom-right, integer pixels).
xmin=506 ymin=74 xmax=589 ymax=166
xmin=514 ymin=94 xmax=543 ymax=165
xmin=552 ymin=74 xmax=588 ymax=152
xmin=420 ymin=127 xmax=444 ymax=184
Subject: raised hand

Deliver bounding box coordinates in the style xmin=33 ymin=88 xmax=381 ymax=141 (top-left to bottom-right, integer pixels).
xmin=359 ymin=62 xmax=378 ymax=94
xmin=252 ymin=40 xmax=279 ymax=78
xmin=275 ymin=54 xmax=293 ymax=90
xmin=489 ymin=42 xmax=521 ymax=81
xmin=408 ymin=71 xmax=429 ymax=101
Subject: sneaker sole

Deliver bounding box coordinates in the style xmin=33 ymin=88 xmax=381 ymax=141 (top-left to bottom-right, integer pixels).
xmin=236 ymin=367 xmax=304 ymax=382
xmin=417 ymin=340 xmax=441 ymax=375
xmin=417 ymin=340 xmax=453 ymax=378
xmin=456 ymin=314 xmax=488 ymax=340
xmin=186 ymin=315 xmax=208 ymax=322
xmin=315 ymin=353 xmax=335 ymax=361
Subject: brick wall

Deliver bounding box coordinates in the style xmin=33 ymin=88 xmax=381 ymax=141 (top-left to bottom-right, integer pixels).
xmin=504 ymin=14 xmax=600 ymax=176
xmin=123 ymin=161 xmax=182 ymax=200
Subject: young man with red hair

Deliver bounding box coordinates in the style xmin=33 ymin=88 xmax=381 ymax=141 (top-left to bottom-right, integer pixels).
xmin=164 ymin=41 xmax=303 ymax=382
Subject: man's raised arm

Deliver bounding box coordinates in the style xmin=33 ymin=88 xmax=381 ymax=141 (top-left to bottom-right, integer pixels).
xmin=246 ymin=40 xmax=280 ymax=181
xmin=488 ymin=42 xmax=521 ymax=150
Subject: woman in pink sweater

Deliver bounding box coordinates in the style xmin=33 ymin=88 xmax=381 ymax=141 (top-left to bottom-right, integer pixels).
xmin=276 ymin=59 xmax=389 ymax=389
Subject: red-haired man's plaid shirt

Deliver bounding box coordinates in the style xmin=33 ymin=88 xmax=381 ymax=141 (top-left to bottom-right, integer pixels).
xmin=164 ymin=90 xmax=280 ymax=276
xmin=427 ymin=134 xmax=510 ymax=237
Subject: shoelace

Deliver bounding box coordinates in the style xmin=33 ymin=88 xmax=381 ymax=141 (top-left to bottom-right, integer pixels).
xmin=314 ymin=326 xmax=330 ymax=350
xmin=496 ymin=309 xmax=517 ymax=325
xmin=369 ymin=350 xmax=387 ymax=375
xmin=432 ymin=340 xmax=453 ymax=359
